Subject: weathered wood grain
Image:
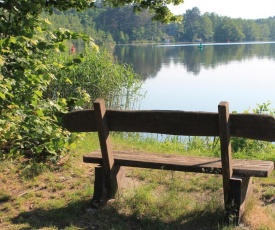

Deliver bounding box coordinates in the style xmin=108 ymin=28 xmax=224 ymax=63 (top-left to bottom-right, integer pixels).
xmin=94 ymin=99 xmax=117 ymax=197
xmin=218 ymin=102 xmax=233 ymax=206
xmin=229 ymin=176 xmax=252 ymax=224
xmin=63 ymin=109 xmax=275 ymax=141
xmin=83 ymin=151 xmax=274 ymax=178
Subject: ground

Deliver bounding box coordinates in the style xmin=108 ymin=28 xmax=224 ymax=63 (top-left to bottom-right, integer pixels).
xmin=0 ymin=153 xmax=274 ymax=230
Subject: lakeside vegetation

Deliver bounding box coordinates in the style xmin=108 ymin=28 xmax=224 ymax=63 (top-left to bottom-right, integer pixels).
xmin=0 ymin=3 xmax=142 ymax=162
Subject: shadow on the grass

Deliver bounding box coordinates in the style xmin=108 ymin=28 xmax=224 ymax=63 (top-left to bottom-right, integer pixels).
xmin=11 ymin=198 xmax=228 ymax=230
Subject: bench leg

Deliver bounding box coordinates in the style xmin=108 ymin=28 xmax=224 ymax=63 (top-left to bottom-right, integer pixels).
xmin=110 ymin=164 xmax=125 ymax=198
xmin=92 ymin=165 xmax=125 ymax=205
xmin=92 ymin=165 xmax=108 ymax=205
xmin=225 ymin=176 xmax=252 ymax=225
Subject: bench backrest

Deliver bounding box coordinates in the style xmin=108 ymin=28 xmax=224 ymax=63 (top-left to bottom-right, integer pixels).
xmin=64 ymin=100 xmax=275 ymax=142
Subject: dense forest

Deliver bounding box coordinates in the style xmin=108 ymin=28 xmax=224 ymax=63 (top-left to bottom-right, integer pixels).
xmin=45 ymin=6 xmax=275 ymax=44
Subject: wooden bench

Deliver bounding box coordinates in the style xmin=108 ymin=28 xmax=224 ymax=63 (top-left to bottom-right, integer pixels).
xmin=63 ymin=98 xmax=274 ymax=224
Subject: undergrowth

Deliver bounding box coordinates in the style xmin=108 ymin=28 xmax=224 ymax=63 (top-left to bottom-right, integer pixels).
xmin=1 ymin=133 xmax=274 ymax=229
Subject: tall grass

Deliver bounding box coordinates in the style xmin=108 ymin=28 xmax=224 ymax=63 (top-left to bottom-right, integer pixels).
xmin=111 ymin=132 xmax=275 ymax=162
xmin=47 ymin=46 xmax=143 ymax=110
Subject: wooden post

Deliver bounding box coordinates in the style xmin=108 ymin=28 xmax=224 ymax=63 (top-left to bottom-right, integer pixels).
xmin=228 ymin=176 xmax=252 ymax=224
xmin=218 ymin=101 xmax=233 ymax=206
xmin=219 ymin=102 xmax=252 ymax=224
xmin=94 ymin=98 xmax=123 ymax=198
xmin=92 ymin=165 xmax=107 ymax=204
xmin=92 ymin=164 xmax=125 ymax=205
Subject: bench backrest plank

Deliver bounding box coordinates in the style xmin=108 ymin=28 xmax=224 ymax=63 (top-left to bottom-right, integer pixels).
xmin=64 ymin=109 xmax=275 ymax=141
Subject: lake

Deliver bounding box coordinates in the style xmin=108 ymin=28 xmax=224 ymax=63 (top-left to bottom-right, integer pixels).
xmin=114 ymin=42 xmax=275 ymax=113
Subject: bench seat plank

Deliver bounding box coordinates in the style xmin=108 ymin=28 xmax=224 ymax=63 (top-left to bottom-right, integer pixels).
xmin=83 ymin=151 xmax=274 ymax=178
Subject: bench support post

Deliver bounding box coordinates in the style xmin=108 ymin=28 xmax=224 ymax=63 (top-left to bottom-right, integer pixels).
xmin=218 ymin=102 xmax=233 ymax=206
xmin=219 ymin=102 xmax=238 ymax=224
xmin=219 ymin=102 xmax=252 ymax=225
xmin=94 ymin=99 xmax=125 ymax=199
xmin=227 ymin=176 xmax=252 ymax=225
xmin=92 ymin=165 xmax=107 ymax=204
xmin=92 ymin=165 xmax=125 ymax=205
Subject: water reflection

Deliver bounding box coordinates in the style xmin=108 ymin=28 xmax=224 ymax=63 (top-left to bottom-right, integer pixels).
xmin=114 ymin=43 xmax=275 ymax=79
xmin=114 ymin=42 xmax=275 ymax=112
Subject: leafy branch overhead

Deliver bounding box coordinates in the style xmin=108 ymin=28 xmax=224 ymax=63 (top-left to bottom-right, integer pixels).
xmin=106 ymin=0 xmax=184 ymax=23
xmin=0 ymin=0 xmax=183 ymax=24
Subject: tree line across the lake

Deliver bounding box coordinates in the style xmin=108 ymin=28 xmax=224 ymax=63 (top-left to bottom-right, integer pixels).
xmin=45 ymin=6 xmax=275 ymax=44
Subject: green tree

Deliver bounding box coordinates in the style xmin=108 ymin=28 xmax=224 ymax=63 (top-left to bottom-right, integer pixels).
xmin=242 ymin=20 xmax=260 ymax=41
xmin=183 ymin=7 xmax=202 ymax=41
xmin=0 ymin=2 xmax=97 ymax=160
xmin=200 ymin=14 xmax=214 ymax=41
xmin=259 ymin=23 xmax=270 ymax=40
xmin=214 ymin=17 xmax=245 ymax=42
xmin=119 ymin=31 xmax=126 ymax=43
xmin=268 ymin=18 xmax=275 ymax=40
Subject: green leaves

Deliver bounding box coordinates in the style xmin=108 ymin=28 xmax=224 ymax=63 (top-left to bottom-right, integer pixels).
xmin=0 ymin=0 xmax=142 ymax=166
xmin=151 ymin=6 xmax=183 ymax=24
xmin=0 ymin=13 xmax=88 ymax=161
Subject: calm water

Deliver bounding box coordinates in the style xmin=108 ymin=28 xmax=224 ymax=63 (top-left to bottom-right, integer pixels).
xmin=114 ymin=42 xmax=275 ymax=112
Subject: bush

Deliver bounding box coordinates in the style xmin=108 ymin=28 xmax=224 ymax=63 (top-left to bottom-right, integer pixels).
xmin=0 ymin=7 xmax=141 ymax=163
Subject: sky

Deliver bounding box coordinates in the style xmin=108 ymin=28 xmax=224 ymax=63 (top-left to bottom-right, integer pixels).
xmin=169 ymin=0 xmax=275 ymax=19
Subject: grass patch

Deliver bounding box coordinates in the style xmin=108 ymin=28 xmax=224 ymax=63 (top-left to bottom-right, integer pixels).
xmin=0 ymin=190 xmax=11 ymax=203
xmin=1 ymin=133 xmax=275 ymax=229
xmin=242 ymin=194 xmax=275 ymax=230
